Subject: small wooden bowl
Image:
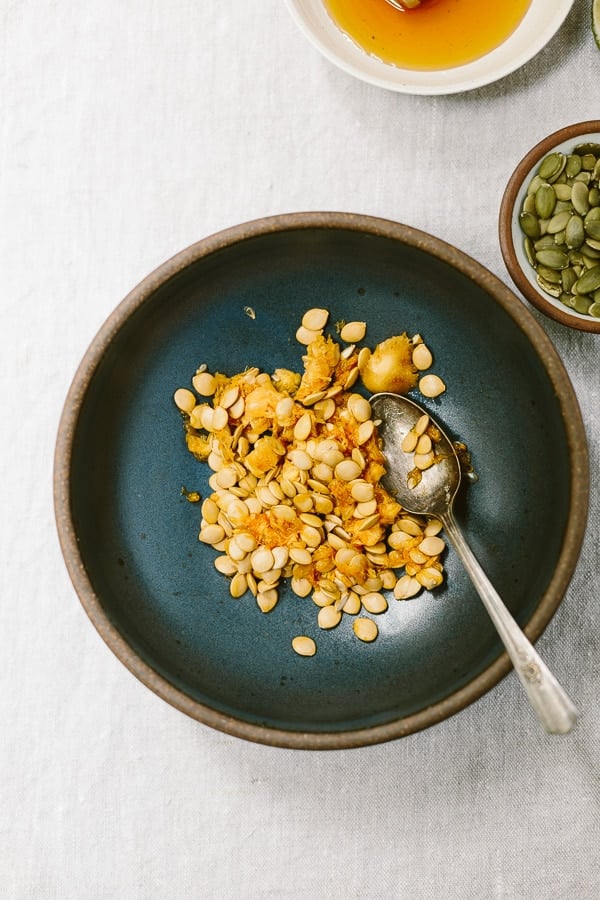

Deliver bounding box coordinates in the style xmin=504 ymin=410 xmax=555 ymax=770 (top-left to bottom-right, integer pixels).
xmin=499 ymin=121 xmax=600 ymax=333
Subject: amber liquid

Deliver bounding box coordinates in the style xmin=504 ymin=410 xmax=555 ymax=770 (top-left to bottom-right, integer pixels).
xmin=323 ymin=0 xmax=532 ymax=71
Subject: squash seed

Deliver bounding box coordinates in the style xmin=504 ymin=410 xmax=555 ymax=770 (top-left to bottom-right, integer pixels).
xmin=418 ymin=374 xmax=446 ymax=398
xmin=352 ymin=618 xmax=378 ymax=642
xmin=340 ymin=321 xmax=366 ymax=343
xmin=412 ymin=342 xmax=433 ymax=370
xmin=173 ymin=388 xmax=196 ymax=413
xmin=317 ymin=606 xmax=342 ymax=629
xmin=302 ymin=308 xmax=329 ymax=331
xmin=393 ymin=575 xmax=421 ymax=599
xmin=360 ymin=591 xmax=388 ymax=614
xmin=418 ymin=535 xmax=445 ymax=556
xmin=292 ymin=635 xmax=316 ymax=656
xmin=176 ymin=306 xmax=454 ymax=659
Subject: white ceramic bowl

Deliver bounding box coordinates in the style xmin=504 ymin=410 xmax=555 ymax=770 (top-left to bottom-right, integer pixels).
xmin=285 ymin=0 xmax=575 ymax=95
xmin=499 ymin=121 xmax=600 ymax=333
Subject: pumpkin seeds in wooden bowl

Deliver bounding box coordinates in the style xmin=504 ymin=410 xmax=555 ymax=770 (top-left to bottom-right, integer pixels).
xmin=500 ymin=122 xmax=600 ymax=333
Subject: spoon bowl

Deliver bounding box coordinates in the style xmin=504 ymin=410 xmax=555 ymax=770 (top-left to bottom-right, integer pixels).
xmin=370 ymin=392 xmax=461 ymax=519
xmin=371 ymin=391 xmax=578 ymax=735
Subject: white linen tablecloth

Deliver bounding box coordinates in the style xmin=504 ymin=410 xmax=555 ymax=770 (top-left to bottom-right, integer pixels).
xmin=2 ymin=1 xmax=599 ymax=897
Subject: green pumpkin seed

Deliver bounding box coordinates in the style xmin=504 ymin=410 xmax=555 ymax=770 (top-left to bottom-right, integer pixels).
xmin=519 ymin=211 xmax=540 ymax=239
xmin=534 ymin=234 xmax=557 ymax=250
xmin=572 ymin=294 xmax=593 ymax=314
xmin=538 ymin=152 xmax=566 ymax=182
xmin=523 ymin=237 xmax=536 ymax=266
xmin=523 ymin=193 xmax=537 ymax=214
xmin=535 ymin=184 xmax=556 ymax=219
xmin=575 ymin=264 xmax=600 ymax=294
xmin=554 ymin=183 xmax=572 ymax=201
xmin=536 ymin=264 xmax=562 ymax=284
xmin=565 ymin=154 xmax=583 ymax=178
xmin=585 ymin=220 xmax=600 ymax=241
xmin=546 ymin=209 xmax=572 ymax=234
xmin=527 ymin=174 xmax=545 ymax=195
xmin=582 ymin=255 xmax=600 ymax=270
xmin=585 ymin=234 xmax=600 ymax=250
xmin=561 ymin=293 xmax=578 ymax=309
xmin=535 ymin=248 xmax=569 ymax=269
xmin=574 ymin=142 xmax=600 ymax=157
xmin=574 ymin=171 xmax=591 ymax=185
xmin=582 ymin=153 xmax=597 ymax=171
xmin=554 ymin=199 xmax=574 ymax=213
xmin=565 ymin=214 xmax=585 ymax=249
xmin=589 ymin=301 xmax=600 ymax=317
xmin=569 ymin=249 xmax=584 ymax=266
xmin=571 ymin=181 xmax=591 ymax=215
xmin=533 ymin=234 xmax=556 ymax=250
xmin=536 ymin=274 xmax=562 ymax=297
xmin=589 ymin=187 xmax=600 ymax=207
xmin=583 ymin=246 xmax=600 ymax=262
xmin=561 ymin=267 xmax=578 ymax=293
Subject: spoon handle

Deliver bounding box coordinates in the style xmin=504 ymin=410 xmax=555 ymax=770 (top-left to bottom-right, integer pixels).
xmin=441 ymin=508 xmax=577 ymax=734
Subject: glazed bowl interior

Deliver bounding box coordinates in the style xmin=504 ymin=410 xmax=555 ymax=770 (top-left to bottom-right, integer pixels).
xmin=285 ymin=0 xmax=575 ymax=95
xmin=54 ymin=212 xmax=588 ymax=749
xmin=499 ymin=121 xmax=600 ymax=333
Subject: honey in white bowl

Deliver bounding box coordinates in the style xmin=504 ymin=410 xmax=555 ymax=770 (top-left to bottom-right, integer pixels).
xmin=323 ymin=0 xmax=532 ymax=71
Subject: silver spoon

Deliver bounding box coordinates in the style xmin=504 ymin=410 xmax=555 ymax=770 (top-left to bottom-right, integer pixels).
xmin=370 ymin=391 xmax=577 ymax=734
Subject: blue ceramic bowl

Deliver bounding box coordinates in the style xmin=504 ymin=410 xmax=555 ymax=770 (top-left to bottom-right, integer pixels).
xmin=54 ymin=212 xmax=588 ymax=748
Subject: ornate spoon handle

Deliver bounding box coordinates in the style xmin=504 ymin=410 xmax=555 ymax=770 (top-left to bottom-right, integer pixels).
xmin=441 ymin=508 xmax=577 ymax=734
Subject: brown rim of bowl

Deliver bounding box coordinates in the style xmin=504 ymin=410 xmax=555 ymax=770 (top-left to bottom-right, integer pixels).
xmin=499 ymin=120 xmax=600 ymax=333
xmin=53 ymin=211 xmax=589 ymax=750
